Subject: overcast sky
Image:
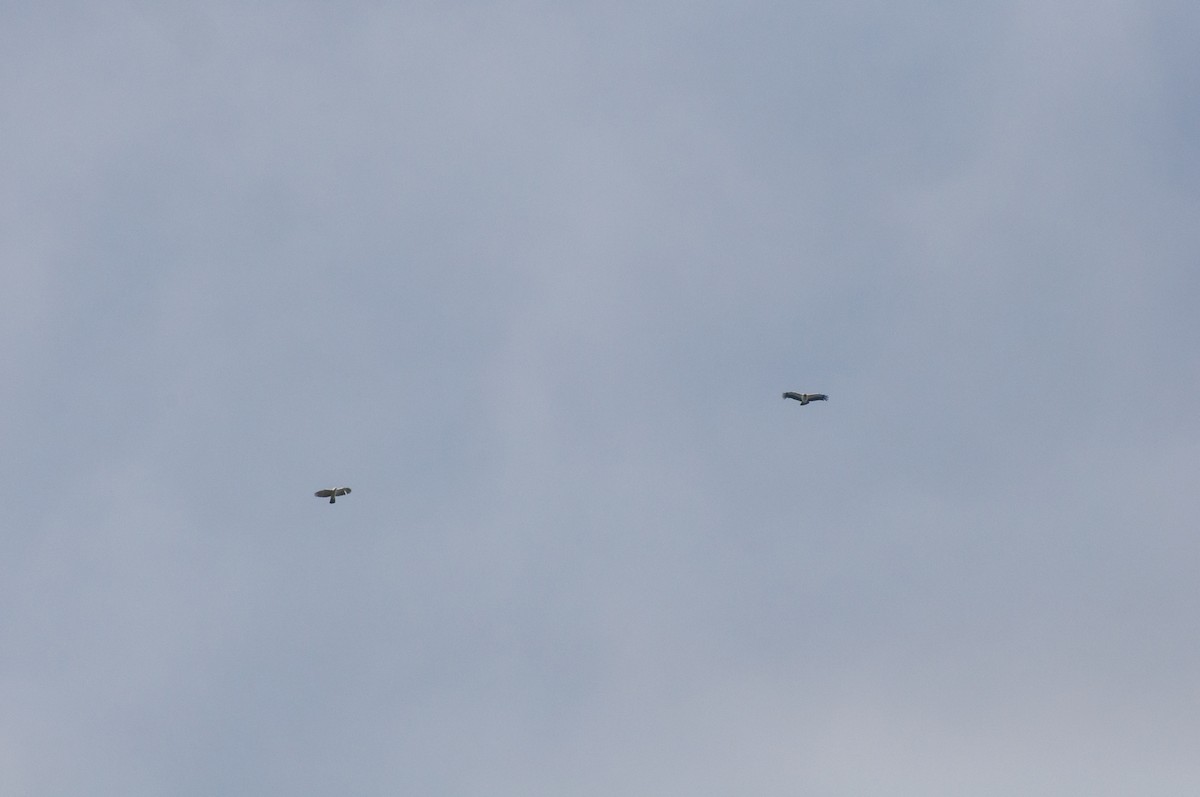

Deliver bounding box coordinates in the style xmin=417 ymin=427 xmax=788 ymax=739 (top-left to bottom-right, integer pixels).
xmin=3 ymin=2 xmax=1200 ymax=795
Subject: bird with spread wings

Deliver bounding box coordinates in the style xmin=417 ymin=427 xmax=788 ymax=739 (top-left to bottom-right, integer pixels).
xmin=782 ymin=392 xmax=828 ymax=405
xmin=314 ymin=487 xmax=352 ymax=504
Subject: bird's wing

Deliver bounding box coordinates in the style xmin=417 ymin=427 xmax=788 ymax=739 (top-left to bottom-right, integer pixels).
xmin=315 ymin=490 xmax=334 ymax=497
xmin=335 ymin=487 xmax=351 ymax=496
xmin=782 ymin=392 xmax=803 ymax=401
xmin=811 ymin=394 xmax=829 ymax=401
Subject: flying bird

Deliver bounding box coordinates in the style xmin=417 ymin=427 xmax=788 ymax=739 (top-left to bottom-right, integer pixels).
xmin=783 ymin=392 xmax=828 ymax=405
xmin=314 ymin=487 xmax=352 ymax=504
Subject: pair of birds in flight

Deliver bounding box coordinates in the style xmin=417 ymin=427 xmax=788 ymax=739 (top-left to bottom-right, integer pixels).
xmin=314 ymin=391 xmax=826 ymax=504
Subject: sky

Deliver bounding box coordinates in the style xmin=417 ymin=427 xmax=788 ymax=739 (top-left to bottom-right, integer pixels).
xmin=3 ymin=2 xmax=1199 ymax=794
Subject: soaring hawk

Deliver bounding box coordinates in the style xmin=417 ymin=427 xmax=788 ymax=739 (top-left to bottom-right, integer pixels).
xmin=314 ymin=487 xmax=352 ymax=504
xmin=782 ymin=392 xmax=828 ymax=405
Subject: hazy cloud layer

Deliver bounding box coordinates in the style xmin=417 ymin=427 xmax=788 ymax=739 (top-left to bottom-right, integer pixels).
xmin=3 ymin=2 xmax=1199 ymax=794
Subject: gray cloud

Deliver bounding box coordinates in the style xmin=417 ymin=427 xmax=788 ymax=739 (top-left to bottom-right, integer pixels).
xmin=3 ymin=2 xmax=1199 ymax=794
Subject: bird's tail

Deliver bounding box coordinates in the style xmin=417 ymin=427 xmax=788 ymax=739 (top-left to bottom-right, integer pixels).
xmin=330 ymin=496 xmax=336 ymax=504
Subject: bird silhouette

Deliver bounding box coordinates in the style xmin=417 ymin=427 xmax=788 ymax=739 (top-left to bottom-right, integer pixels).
xmin=782 ymin=392 xmax=828 ymax=405
xmin=314 ymin=487 xmax=352 ymax=504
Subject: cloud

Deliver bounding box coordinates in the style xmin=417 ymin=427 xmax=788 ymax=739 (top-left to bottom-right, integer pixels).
xmin=2 ymin=2 xmax=1199 ymax=794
